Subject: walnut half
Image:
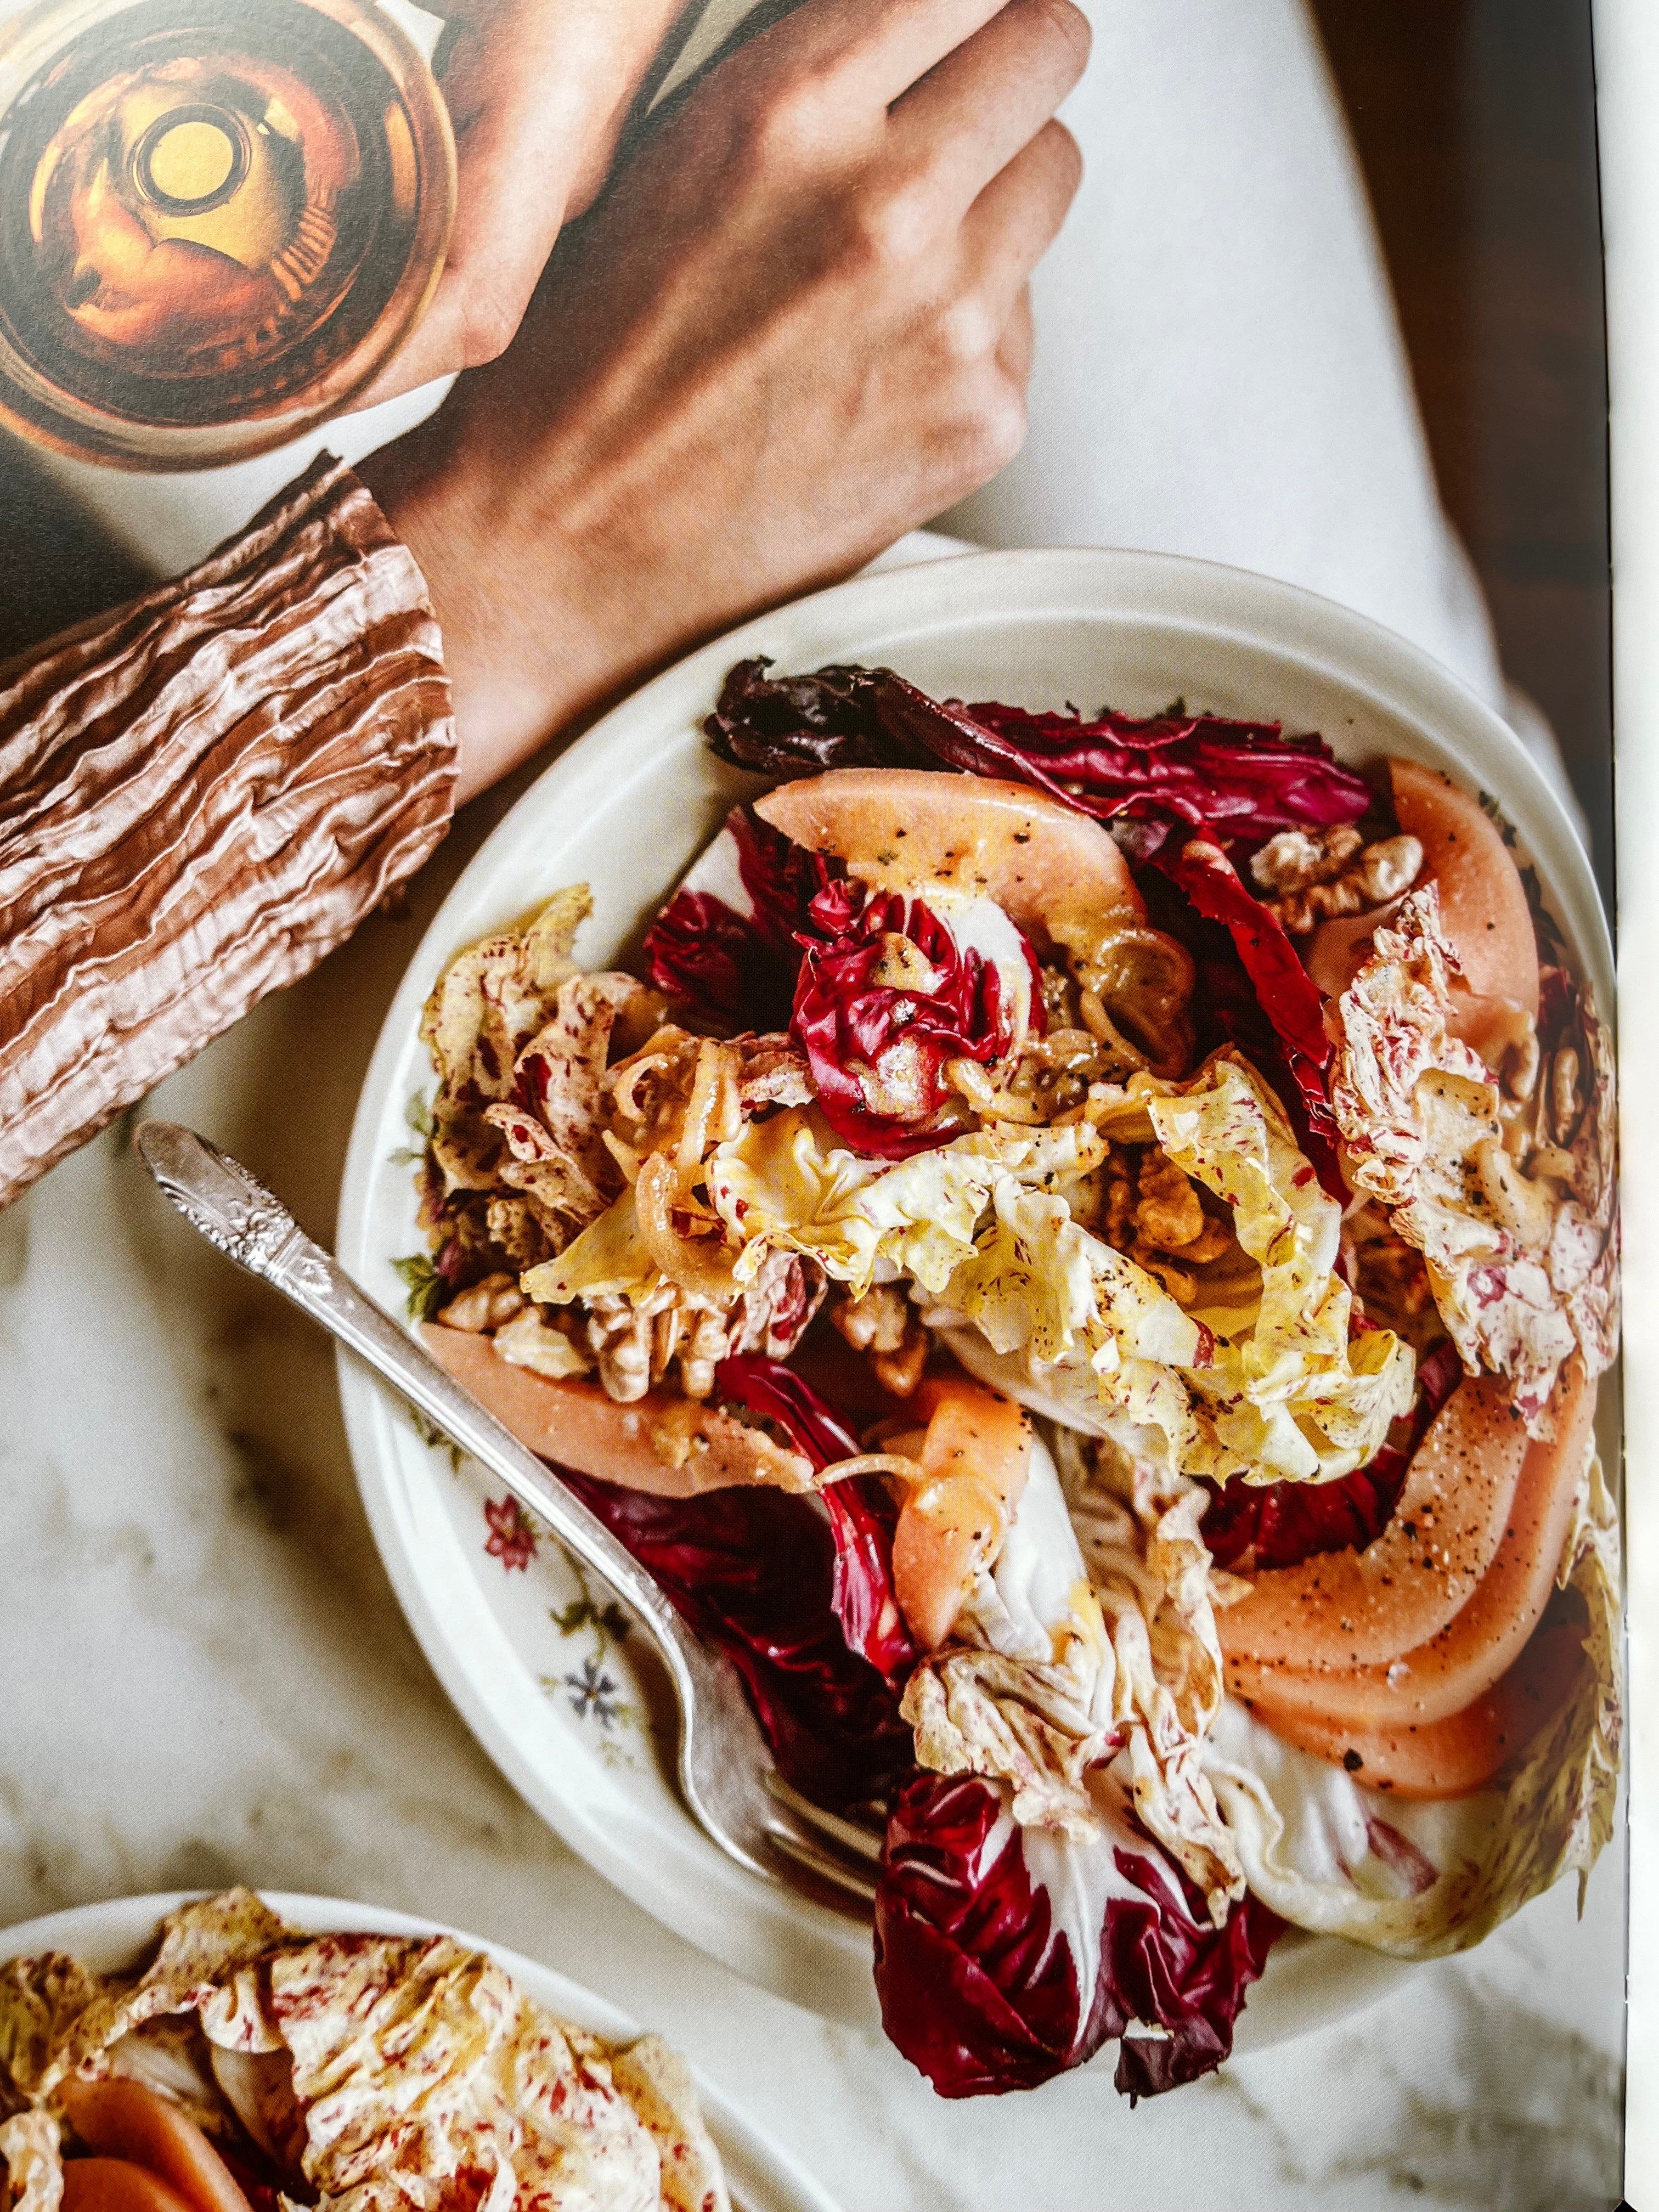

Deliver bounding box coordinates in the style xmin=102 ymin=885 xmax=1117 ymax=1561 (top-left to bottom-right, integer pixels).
xmin=831 ymin=1284 xmax=930 ymax=1396
xmin=437 ymin=1272 xmax=525 ymax=1333
xmin=1078 ymin=1144 xmax=1234 ymax=1305
xmin=1250 ymin=826 xmax=1423 ymax=934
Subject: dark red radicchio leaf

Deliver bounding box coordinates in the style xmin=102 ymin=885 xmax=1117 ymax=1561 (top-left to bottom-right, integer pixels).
xmin=554 ymin=1354 xmax=916 ymax=1806
xmin=704 ymin=659 xmax=1370 ymax=854
xmin=644 ymin=803 xmax=845 ymax=1031
xmin=701 ymin=661 xmax=1348 ymax=1188
xmin=1151 ymin=832 xmax=1330 ymax=1071
xmin=1202 ymin=1340 xmax=1463 ymax=1572
xmin=791 ymin=882 xmax=1025 ymax=1160
xmin=962 ymin=697 xmax=1374 ymax=852
xmin=558 ymin=1465 xmax=915 ymax=1808
xmin=715 ymin=1353 xmax=917 ymax=1679
xmin=1132 ymin=830 xmax=1346 ymax=1198
xmin=705 ymin=658 xmax=911 ymax=774
xmin=641 ymin=891 xmax=762 ymax=1032
xmin=1105 ymin=1847 xmax=1283 ymax=2101
xmin=874 ymin=1773 xmax=1282 ymax=2100
xmin=706 ymin=658 xmax=1035 ymax=787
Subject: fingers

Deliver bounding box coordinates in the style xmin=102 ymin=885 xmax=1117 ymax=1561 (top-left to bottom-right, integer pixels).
xmin=889 ymin=0 xmax=1090 ymax=213
xmin=737 ymin=0 xmax=1016 ymax=110
xmin=361 ymin=0 xmax=683 ymax=402
xmin=961 ymin=118 xmax=1082 ymax=319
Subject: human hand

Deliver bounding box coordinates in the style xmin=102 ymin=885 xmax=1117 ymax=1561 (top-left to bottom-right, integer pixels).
xmin=362 ymin=0 xmax=689 ymax=400
xmin=363 ymin=0 xmax=1090 ymax=802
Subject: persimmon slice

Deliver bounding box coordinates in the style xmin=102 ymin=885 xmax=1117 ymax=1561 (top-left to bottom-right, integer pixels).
xmin=419 ymin=1325 xmax=812 ymax=1495
xmin=1216 ymin=1378 xmax=1529 ymax=1671
xmin=755 ymin=768 xmax=1144 ymax=952
xmin=61 ymin=2159 xmax=200 ymax=2212
xmin=1389 ymin=757 xmax=1539 ymax=1019
xmin=1249 ymin=1617 xmax=1587 ymax=1799
xmin=891 ymin=1375 xmax=1032 ymax=1649
xmin=58 ymin=2079 xmax=250 ymax=2212
xmin=57 ymin=2079 xmax=251 ymax=2212
xmin=1226 ymin=1361 xmax=1594 ymax=1732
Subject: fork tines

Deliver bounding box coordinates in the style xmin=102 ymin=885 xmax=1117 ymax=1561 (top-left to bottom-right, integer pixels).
xmin=762 ymin=1773 xmax=887 ymax=1903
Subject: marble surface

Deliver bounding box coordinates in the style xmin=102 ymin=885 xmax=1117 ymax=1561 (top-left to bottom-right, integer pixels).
xmin=0 ymin=771 xmax=1627 ymax=2212
xmin=0 ymin=5 xmax=1625 ymax=2182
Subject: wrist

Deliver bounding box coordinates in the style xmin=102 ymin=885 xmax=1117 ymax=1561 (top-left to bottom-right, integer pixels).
xmin=358 ymin=414 xmax=617 ymax=804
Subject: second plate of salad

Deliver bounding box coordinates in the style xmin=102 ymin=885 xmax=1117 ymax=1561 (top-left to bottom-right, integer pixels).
xmin=336 ymin=546 xmax=1619 ymax=2102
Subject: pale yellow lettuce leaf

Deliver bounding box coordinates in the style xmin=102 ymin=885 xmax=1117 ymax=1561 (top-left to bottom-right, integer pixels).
xmin=941 ymin=1179 xmax=1209 ymax=1485
xmin=942 ymin=1178 xmax=1200 ymax=1373
xmin=1 ymin=1898 xmax=728 ymax=2212
xmin=1331 ymin=885 xmax=1617 ymax=1429
xmin=0 ymin=1958 xmax=102 ymax=2106
xmin=0 ymin=1891 xmax=292 ymax=2101
xmin=481 ymin=971 xmax=644 ymax=1242
xmin=704 ymin=1111 xmax=1223 ymax=1472
xmin=707 ymin=1108 xmax=1011 ymax=1298
xmin=1138 ymin=1052 xmax=1415 ymax=1485
xmin=904 ymin=1431 xmax=1243 ymax=1918
xmin=524 ymin=1187 xmax=654 ymax=1305
xmin=421 ymin=888 xmax=603 ymax=1206
xmin=606 ymin=2038 xmax=730 ymax=2212
xmin=903 ymin=1638 xmax=1116 ymax=1841
xmin=1055 ymin=1428 xmax=1244 ymax=1921
xmin=420 ymin=888 xmax=592 ymax=1104
xmin=266 ymin=1933 xmax=666 ymax=2212
xmin=691 ymin=1059 xmax=1408 ymax=1489
xmin=0 ymin=2111 xmax=60 ymax=2212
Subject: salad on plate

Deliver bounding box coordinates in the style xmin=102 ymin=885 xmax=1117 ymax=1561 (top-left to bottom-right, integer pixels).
xmin=0 ymin=1890 xmax=728 ymax=2212
xmin=405 ymin=661 xmax=1620 ymax=2102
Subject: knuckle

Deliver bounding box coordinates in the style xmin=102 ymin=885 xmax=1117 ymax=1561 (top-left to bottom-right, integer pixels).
xmin=848 ymin=174 xmax=934 ymax=272
xmin=749 ymin=68 xmax=841 ymax=170
xmin=750 ymin=94 xmax=810 ymax=170
xmin=955 ymin=374 xmax=1028 ymax=484
xmin=931 ymin=292 xmax=1001 ymax=371
xmin=981 ymin=381 xmax=1030 ymax=472
xmin=1047 ymin=117 xmax=1085 ymax=195
xmin=454 ymin=286 xmax=522 ymax=369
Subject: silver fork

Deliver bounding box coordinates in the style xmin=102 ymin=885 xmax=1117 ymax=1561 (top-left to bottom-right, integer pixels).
xmin=136 ymin=1121 xmax=882 ymax=1906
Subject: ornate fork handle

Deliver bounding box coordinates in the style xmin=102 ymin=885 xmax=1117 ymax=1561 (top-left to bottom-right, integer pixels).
xmin=137 ymin=1119 xmax=881 ymax=1899
xmin=134 ymin=1121 xmax=695 ymax=1671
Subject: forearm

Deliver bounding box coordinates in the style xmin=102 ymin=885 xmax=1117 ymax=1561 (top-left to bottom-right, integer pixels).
xmin=0 ymin=456 xmax=456 ymax=1214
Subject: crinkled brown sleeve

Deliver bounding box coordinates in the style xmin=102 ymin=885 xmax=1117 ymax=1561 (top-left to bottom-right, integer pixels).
xmin=0 ymin=452 xmax=457 ymax=1212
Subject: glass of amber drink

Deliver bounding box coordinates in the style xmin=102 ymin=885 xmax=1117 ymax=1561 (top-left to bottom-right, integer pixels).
xmin=0 ymin=0 xmax=455 ymax=467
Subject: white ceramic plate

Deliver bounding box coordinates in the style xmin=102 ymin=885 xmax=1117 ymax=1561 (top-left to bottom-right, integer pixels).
xmin=0 ymin=1892 xmax=839 ymax=2212
xmin=336 ymin=545 xmax=1614 ymax=2050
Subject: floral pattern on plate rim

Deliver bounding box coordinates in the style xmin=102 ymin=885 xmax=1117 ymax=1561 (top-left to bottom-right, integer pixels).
xmin=391 ymin=1099 xmax=646 ymax=1768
